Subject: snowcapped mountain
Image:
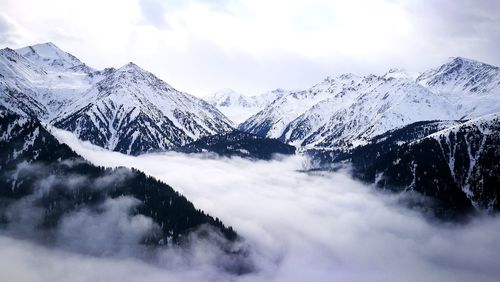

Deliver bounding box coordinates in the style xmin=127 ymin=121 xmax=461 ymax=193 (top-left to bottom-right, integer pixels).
xmin=207 ymin=88 xmax=254 ymax=108
xmin=285 ymin=76 xmax=455 ymax=148
xmin=240 ymin=74 xmax=362 ymax=138
xmin=0 ymin=42 xmax=233 ymax=155
xmin=417 ymin=57 xmax=500 ymax=96
xmin=240 ymin=57 xmax=500 ymax=150
xmin=3 ymin=43 xmax=499 ymax=157
xmin=0 ymin=44 xmax=99 ymax=119
xmin=16 ymin=42 xmax=91 ymax=72
xmin=416 ymin=57 xmax=500 ymax=119
xmin=53 ymin=62 xmax=232 ymax=154
xmin=205 ymin=88 xmax=286 ymax=124
xmin=383 ymin=68 xmax=420 ymax=80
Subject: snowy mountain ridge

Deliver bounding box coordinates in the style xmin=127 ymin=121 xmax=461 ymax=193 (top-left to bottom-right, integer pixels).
xmin=239 ymin=57 xmax=500 ymax=151
xmin=0 ymin=42 xmax=233 ymax=155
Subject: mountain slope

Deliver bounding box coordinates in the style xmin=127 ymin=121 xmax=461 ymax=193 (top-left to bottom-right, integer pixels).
xmin=0 ymin=110 xmax=254 ymax=272
xmin=309 ymin=115 xmax=500 ymax=216
xmin=0 ymin=43 xmax=233 ymax=155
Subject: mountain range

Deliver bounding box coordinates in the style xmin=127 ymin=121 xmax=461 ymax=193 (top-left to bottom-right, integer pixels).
xmin=4 ymin=43 xmax=498 ymax=157
xmin=1 ymin=42 xmax=499 ymax=215
xmin=238 ymin=57 xmax=500 ymax=150
xmin=0 ymin=42 xmax=233 ymax=155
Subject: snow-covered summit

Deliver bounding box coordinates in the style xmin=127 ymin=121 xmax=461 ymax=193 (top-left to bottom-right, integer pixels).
xmin=383 ymin=68 xmax=420 ymax=80
xmin=417 ymin=56 xmax=500 ymax=95
xmin=16 ymin=42 xmax=89 ymax=72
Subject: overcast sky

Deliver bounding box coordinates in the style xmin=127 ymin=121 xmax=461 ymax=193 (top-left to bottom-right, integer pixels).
xmin=1 ymin=0 xmax=499 ymax=96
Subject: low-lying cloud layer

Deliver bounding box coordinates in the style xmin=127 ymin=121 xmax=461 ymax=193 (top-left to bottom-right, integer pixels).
xmin=1 ymin=128 xmax=499 ymax=282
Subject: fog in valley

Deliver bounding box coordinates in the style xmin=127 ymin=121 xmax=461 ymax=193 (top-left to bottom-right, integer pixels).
xmin=0 ymin=128 xmax=499 ymax=282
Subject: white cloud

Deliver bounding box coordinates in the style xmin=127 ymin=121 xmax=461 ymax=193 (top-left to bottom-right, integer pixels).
xmin=2 ymin=127 xmax=491 ymax=282
xmin=0 ymin=13 xmax=30 ymax=45
xmin=0 ymin=235 xmax=218 ymax=282
xmin=56 ymin=196 xmax=157 ymax=256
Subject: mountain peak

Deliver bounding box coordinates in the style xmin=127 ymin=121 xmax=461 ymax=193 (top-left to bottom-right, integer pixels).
xmin=416 ymin=56 xmax=500 ymax=95
xmin=16 ymin=42 xmax=84 ymax=70
xmin=321 ymin=73 xmax=361 ymax=85
xmin=383 ymin=68 xmax=420 ymax=80
xmin=18 ymin=42 xmax=66 ymax=57
xmin=208 ymin=88 xmax=247 ymax=107
xmin=447 ymin=56 xmax=479 ymax=65
xmin=267 ymin=88 xmax=287 ymax=95
xmin=119 ymin=61 xmax=144 ymax=72
xmin=37 ymin=41 xmax=58 ymax=48
xmin=429 ymin=56 xmax=498 ymax=76
xmin=442 ymin=57 xmax=473 ymax=69
xmin=101 ymin=62 xmax=177 ymax=93
xmin=387 ymin=68 xmax=404 ymax=73
xmin=0 ymin=47 xmax=22 ymax=58
xmin=111 ymin=62 xmax=177 ymax=90
xmin=439 ymin=56 xmax=499 ymax=72
xmin=125 ymin=61 xmax=138 ymax=67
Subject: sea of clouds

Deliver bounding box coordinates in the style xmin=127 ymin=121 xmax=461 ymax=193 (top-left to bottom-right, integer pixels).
xmin=0 ymin=128 xmax=499 ymax=282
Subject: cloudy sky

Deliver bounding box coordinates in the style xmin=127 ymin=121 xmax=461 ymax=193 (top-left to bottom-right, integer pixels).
xmin=1 ymin=0 xmax=499 ymax=96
